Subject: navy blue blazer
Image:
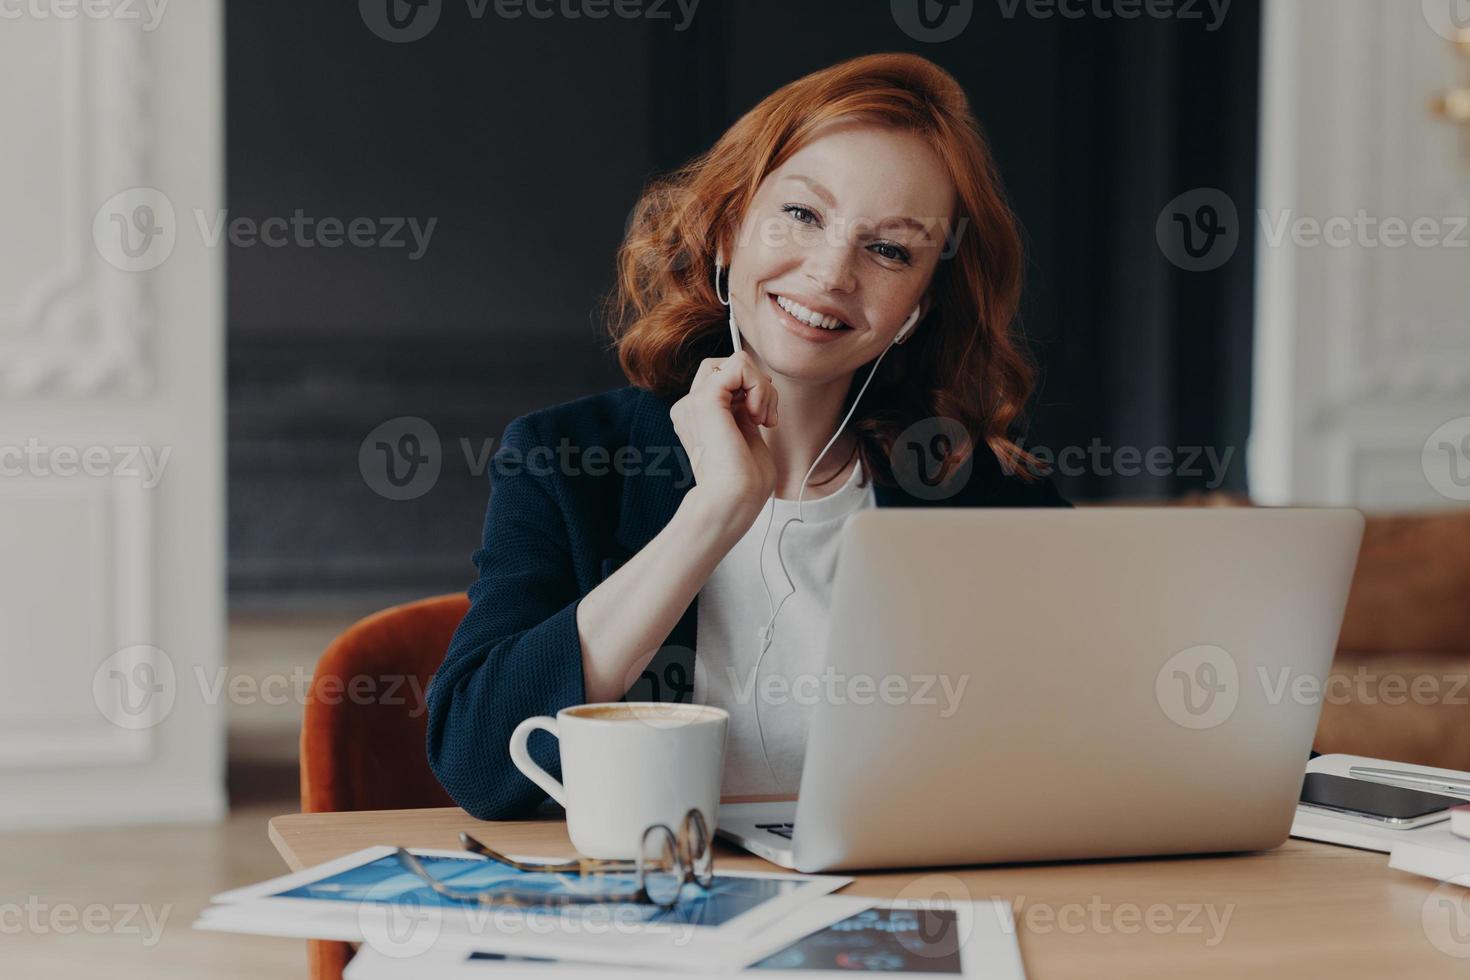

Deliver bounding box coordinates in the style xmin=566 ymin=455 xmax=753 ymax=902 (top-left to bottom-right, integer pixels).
xmin=425 ymin=386 xmax=1071 ymax=819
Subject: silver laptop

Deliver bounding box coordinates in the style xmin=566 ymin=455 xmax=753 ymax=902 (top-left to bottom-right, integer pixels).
xmin=717 ymin=507 xmax=1364 ymax=872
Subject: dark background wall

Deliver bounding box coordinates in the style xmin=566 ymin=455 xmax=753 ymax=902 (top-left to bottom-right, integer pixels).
xmin=226 ymin=0 xmax=1261 ymax=605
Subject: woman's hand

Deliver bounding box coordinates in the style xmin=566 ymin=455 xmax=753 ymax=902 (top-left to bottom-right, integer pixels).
xmin=669 ymin=351 xmax=778 ymax=542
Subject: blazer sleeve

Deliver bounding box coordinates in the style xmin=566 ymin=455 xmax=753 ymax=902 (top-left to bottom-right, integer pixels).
xmin=426 ymin=416 xmax=587 ymax=819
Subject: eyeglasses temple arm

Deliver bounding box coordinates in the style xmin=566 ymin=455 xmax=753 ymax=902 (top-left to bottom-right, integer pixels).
xmin=458 ymin=832 xmax=637 ymax=875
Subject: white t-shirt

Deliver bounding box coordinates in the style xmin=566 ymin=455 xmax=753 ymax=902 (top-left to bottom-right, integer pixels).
xmin=694 ymin=459 xmax=875 ymax=796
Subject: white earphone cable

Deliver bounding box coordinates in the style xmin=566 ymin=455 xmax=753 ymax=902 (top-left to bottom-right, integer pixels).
xmin=713 ymin=253 xmax=909 ymax=788
xmin=748 ymin=341 xmax=893 ymax=786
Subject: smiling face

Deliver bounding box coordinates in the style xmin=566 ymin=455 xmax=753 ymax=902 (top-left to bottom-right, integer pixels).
xmin=722 ymin=119 xmax=958 ymax=385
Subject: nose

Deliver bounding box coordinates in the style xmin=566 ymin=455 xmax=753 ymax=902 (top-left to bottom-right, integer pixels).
xmin=803 ymin=242 xmax=857 ymax=294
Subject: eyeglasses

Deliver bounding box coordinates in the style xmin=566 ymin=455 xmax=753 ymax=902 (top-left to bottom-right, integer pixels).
xmin=393 ymin=808 xmax=714 ymax=911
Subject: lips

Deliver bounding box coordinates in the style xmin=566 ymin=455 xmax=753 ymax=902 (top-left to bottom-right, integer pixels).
xmin=772 ymin=293 xmax=850 ymax=330
xmin=767 ymin=293 xmax=853 ymax=344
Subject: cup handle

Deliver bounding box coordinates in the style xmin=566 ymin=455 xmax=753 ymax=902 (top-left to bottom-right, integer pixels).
xmin=509 ymin=715 xmax=567 ymax=807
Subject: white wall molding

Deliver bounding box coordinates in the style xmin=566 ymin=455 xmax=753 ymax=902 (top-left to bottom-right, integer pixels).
xmin=0 ymin=478 xmax=155 ymax=770
xmin=0 ymin=2 xmax=225 ymax=828
xmin=0 ymin=19 xmax=150 ymax=396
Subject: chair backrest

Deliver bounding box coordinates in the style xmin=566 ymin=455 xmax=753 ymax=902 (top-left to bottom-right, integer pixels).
xmin=300 ymin=593 xmax=469 ymax=813
xmin=1337 ymin=508 xmax=1470 ymax=656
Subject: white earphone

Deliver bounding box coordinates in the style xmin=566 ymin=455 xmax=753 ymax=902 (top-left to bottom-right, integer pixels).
xmin=711 ymin=249 xmax=923 ymax=785
xmin=713 ymin=249 xmax=742 ymax=353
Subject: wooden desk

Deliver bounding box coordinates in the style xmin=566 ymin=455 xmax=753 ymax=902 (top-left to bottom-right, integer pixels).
xmin=269 ymin=807 xmax=1466 ymax=978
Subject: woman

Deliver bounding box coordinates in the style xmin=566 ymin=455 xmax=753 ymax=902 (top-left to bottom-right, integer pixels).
xmin=426 ymin=52 xmax=1069 ymax=820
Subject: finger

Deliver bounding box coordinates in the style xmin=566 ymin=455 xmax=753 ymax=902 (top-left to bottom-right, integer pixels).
xmin=704 ymin=352 xmax=764 ymax=401
xmin=690 ymin=357 xmax=724 ymax=391
xmin=744 ymin=378 xmax=769 ymax=425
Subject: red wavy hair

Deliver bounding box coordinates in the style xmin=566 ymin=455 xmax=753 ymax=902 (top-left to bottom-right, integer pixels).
xmin=607 ymin=52 xmax=1040 ymax=485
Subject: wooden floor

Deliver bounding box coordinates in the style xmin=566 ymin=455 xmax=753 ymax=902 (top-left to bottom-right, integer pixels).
xmin=0 ymin=613 xmax=362 ymax=980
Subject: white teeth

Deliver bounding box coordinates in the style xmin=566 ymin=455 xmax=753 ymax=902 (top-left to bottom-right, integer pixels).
xmin=775 ymin=294 xmax=844 ymax=330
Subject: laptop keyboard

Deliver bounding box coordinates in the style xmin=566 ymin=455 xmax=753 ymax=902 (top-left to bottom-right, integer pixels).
xmin=755 ymin=821 xmax=795 ymax=840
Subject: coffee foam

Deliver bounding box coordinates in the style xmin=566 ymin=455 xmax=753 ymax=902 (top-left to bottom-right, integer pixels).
xmin=565 ymin=702 xmax=726 ymax=725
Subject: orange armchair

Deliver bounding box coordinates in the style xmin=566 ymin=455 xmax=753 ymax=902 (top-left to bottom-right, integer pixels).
xmin=299 ymin=593 xmax=469 ymax=980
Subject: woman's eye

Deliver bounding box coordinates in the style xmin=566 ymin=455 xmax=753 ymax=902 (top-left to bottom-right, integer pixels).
xmin=871 ymin=242 xmax=912 ymax=264
xmin=782 ymin=204 xmax=819 ymax=225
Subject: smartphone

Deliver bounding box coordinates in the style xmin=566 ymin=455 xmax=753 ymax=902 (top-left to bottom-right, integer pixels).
xmin=1298 ymin=772 xmax=1459 ymax=829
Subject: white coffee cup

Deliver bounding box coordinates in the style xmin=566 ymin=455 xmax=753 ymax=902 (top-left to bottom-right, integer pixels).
xmin=509 ymin=702 xmax=729 ymax=860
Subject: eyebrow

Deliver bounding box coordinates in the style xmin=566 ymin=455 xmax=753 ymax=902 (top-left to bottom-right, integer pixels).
xmin=784 ymin=174 xmax=935 ymax=240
